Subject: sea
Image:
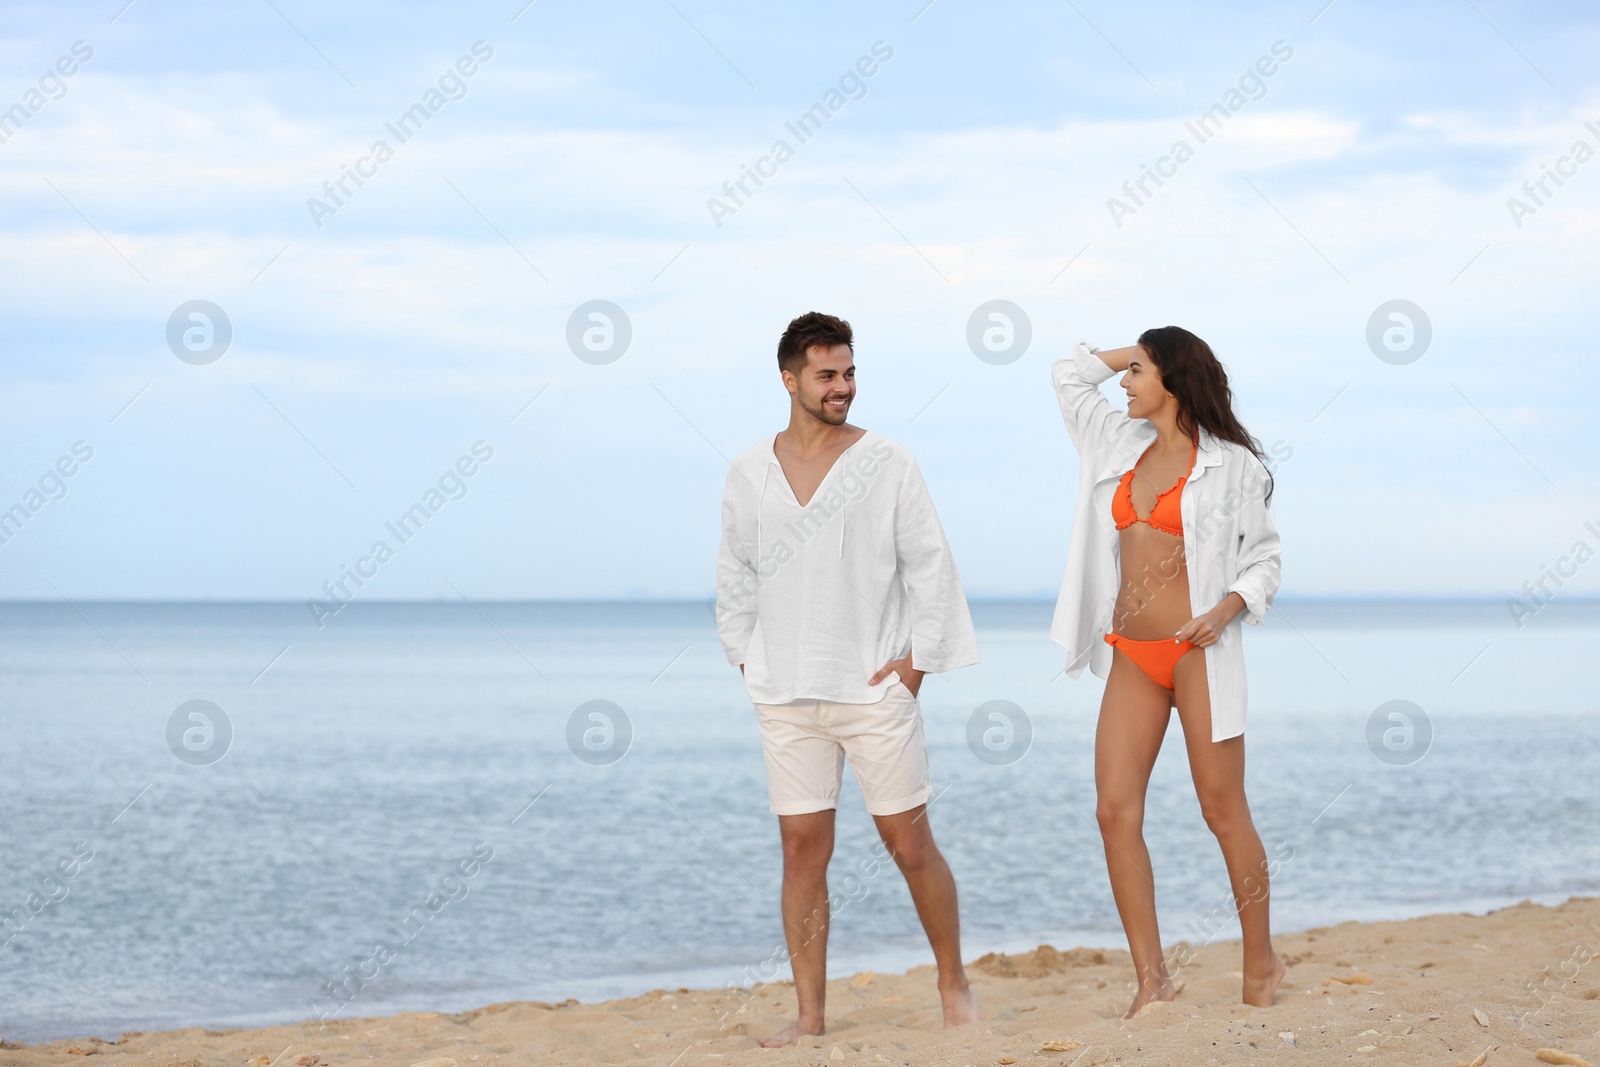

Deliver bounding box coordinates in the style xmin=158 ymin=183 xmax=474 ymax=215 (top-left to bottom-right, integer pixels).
xmin=2 ymin=599 xmax=1596 ymax=1042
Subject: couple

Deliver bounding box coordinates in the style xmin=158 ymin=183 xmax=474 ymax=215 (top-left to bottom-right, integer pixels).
xmin=713 ymin=311 xmax=1284 ymax=1045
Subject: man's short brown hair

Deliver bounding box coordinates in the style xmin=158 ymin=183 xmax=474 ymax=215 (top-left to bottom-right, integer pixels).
xmin=777 ymin=311 xmax=853 ymax=375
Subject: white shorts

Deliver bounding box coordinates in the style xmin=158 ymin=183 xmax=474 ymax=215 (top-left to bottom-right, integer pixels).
xmin=752 ymin=680 xmax=933 ymax=817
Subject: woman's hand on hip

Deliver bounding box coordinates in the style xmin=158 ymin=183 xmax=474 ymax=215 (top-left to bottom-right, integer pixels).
xmin=1174 ymin=611 xmax=1225 ymax=647
xmin=1175 ymin=592 xmax=1248 ymax=648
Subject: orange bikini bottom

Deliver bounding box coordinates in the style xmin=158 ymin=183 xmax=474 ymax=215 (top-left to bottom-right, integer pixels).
xmin=1104 ymin=632 xmax=1197 ymax=690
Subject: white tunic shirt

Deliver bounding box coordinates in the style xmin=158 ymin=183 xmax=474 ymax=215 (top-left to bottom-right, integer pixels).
xmin=715 ymin=431 xmax=980 ymax=706
xmin=1050 ymin=342 xmax=1283 ymax=741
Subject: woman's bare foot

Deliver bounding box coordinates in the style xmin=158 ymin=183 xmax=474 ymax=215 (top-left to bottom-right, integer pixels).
xmin=1123 ymin=976 xmax=1177 ymax=1019
xmin=940 ymin=983 xmax=979 ymax=1028
xmin=1242 ymin=952 xmax=1286 ymax=1008
xmin=757 ymin=1017 xmax=824 ymax=1048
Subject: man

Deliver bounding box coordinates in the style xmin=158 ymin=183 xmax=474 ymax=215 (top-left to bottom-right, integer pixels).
xmin=715 ymin=311 xmax=981 ymax=1046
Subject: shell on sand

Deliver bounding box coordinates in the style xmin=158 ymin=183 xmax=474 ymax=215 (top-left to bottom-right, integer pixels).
xmin=1322 ymin=973 xmax=1373 ymax=985
xmin=1536 ymin=1051 xmax=1595 ymax=1067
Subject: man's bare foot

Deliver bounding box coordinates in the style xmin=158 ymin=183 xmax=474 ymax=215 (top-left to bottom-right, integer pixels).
xmin=757 ymin=1017 xmax=824 ymax=1048
xmin=940 ymin=983 xmax=979 ymax=1028
xmin=1123 ymin=977 xmax=1176 ymax=1019
xmin=1242 ymin=952 xmax=1286 ymax=1008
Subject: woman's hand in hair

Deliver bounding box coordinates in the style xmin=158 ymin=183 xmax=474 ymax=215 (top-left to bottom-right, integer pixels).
xmin=1092 ymin=343 xmax=1140 ymax=372
xmin=1175 ymin=592 xmax=1248 ymax=648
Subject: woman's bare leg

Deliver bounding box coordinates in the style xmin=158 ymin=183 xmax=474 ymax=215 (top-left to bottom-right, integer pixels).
xmin=1171 ymin=652 xmax=1285 ymax=1008
xmin=1095 ymin=651 xmax=1178 ymax=1017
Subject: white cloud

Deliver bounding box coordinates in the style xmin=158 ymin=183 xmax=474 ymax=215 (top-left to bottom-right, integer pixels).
xmin=2 ymin=58 xmax=1597 ymax=597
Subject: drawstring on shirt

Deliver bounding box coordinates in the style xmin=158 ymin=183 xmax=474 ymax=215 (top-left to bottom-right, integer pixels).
xmin=760 ymin=438 xmax=853 ymax=563
xmin=756 ymin=463 xmax=771 ymax=569
xmin=838 ymin=442 xmax=854 ymax=558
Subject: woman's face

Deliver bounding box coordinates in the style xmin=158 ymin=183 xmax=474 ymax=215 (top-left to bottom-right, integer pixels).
xmin=1119 ymin=344 xmax=1171 ymax=421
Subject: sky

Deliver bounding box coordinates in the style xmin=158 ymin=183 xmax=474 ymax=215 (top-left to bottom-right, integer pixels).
xmin=0 ymin=0 xmax=1597 ymax=602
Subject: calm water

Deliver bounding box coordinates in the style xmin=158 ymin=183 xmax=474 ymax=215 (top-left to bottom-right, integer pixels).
xmin=1 ymin=599 xmax=1596 ymax=1042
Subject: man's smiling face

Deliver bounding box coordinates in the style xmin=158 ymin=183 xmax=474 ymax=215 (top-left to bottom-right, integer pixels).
xmin=788 ymin=342 xmax=856 ymax=426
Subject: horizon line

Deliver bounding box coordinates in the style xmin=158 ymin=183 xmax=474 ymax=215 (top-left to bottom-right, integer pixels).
xmin=0 ymin=594 xmax=1579 ymax=606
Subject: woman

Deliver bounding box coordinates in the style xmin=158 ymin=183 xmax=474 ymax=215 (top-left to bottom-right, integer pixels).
xmin=1050 ymin=327 xmax=1285 ymax=1017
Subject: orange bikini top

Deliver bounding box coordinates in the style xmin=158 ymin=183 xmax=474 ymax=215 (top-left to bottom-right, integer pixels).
xmin=1112 ymin=440 xmax=1196 ymax=537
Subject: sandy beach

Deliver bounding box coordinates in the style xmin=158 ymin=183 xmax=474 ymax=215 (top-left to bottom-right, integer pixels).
xmin=6 ymin=898 xmax=1597 ymax=1067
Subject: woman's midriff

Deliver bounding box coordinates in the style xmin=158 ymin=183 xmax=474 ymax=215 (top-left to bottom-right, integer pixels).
xmin=1112 ymin=525 xmax=1192 ymax=640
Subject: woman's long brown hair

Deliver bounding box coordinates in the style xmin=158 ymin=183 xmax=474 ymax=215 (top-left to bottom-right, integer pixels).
xmin=1137 ymin=325 xmax=1273 ymax=502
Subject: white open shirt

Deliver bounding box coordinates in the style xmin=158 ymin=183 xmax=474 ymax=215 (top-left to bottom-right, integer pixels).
xmin=1050 ymin=342 xmax=1283 ymax=741
xmin=715 ymin=431 xmax=980 ymax=706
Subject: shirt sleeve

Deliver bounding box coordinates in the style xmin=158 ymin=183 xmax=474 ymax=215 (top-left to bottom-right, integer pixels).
xmin=1226 ymin=459 xmax=1282 ymax=625
xmin=1051 ymin=341 xmax=1143 ymax=470
xmin=894 ymin=458 xmax=981 ymax=674
xmin=714 ymin=467 xmax=759 ymax=666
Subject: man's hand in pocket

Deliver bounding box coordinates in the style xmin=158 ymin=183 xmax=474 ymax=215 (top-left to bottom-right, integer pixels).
xmin=869 ymin=654 xmax=923 ymax=697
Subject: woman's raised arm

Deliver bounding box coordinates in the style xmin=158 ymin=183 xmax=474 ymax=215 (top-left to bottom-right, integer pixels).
xmin=1090 ymin=345 xmax=1138 ymax=373
xmin=1051 ymin=340 xmax=1142 ymax=464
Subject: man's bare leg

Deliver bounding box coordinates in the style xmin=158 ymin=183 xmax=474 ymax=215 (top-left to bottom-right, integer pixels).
xmin=872 ymin=805 xmax=979 ymax=1028
xmin=759 ymin=810 xmax=836 ymax=1048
